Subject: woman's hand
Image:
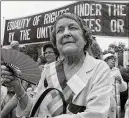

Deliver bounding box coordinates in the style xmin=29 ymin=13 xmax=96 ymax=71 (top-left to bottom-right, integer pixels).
xmin=115 ymin=75 xmax=122 ymax=84
xmin=1 ymin=65 xmax=21 ymax=89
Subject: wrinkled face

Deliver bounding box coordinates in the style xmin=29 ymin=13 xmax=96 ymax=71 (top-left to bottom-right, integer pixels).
xmin=44 ymin=47 xmax=57 ymax=63
xmin=106 ymin=57 xmax=116 ymax=69
xmin=55 ymin=18 xmax=86 ymax=56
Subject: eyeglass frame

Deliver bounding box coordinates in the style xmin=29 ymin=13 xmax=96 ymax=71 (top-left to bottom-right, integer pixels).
xmin=43 ymin=51 xmax=55 ymax=55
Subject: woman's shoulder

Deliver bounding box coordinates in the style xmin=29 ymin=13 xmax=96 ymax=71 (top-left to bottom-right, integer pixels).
xmin=92 ymin=58 xmax=110 ymax=74
xmin=84 ymin=55 xmax=110 ymax=74
xmin=87 ymin=53 xmax=107 ymax=65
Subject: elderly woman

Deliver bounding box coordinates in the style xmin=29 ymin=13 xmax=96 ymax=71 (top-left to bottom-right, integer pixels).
xmin=103 ymin=53 xmax=127 ymax=118
xmin=1 ymin=13 xmax=111 ymax=118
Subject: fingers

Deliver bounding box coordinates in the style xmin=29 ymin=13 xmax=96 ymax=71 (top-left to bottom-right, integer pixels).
xmin=1 ymin=65 xmax=10 ymax=76
xmin=4 ymin=75 xmax=14 ymax=80
xmin=1 ymin=77 xmax=13 ymax=87
xmin=1 ymin=65 xmax=9 ymax=71
xmin=1 ymin=75 xmax=19 ymax=88
xmin=1 ymin=65 xmax=15 ymax=84
xmin=2 ymin=77 xmax=12 ymax=83
xmin=1 ymin=65 xmax=21 ymax=77
xmin=1 ymin=75 xmax=14 ymax=84
xmin=1 ymin=70 xmax=13 ymax=76
xmin=1 ymin=65 xmax=13 ymax=77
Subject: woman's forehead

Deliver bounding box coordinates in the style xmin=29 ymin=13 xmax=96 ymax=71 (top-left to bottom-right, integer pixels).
xmin=108 ymin=56 xmax=115 ymax=60
xmin=56 ymin=18 xmax=79 ymax=26
xmin=45 ymin=47 xmax=54 ymax=51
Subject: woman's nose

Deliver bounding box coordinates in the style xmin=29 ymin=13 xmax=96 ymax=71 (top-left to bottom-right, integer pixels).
xmin=112 ymin=59 xmax=115 ymax=62
xmin=63 ymin=28 xmax=70 ymax=37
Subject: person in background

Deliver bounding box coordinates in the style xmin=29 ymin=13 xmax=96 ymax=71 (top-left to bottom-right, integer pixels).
xmin=88 ymin=36 xmax=103 ymax=59
xmin=1 ymin=12 xmax=111 ymax=118
xmin=10 ymin=40 xmax=20 ymax=50
xmin=35 ymin=42 xmax=59 ymax=89
xmin=43 ymin=42 xmax=59 ymax=64
xmin=125 ymin=62 xmax=129 ymax=81
xmin=124 ymin=62 xmax=129 ymax=118
xmin=103 ymin=53 xmax=127 ymax=118
xmin=120 ymin=62 xmax=129 ymax=83
xmin=119 ymin=62 xmax=129 ymax=117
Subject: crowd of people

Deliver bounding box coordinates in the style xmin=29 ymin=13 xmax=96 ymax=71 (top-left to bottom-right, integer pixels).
xmin=1 ymin=12 xmax=129 ymax=118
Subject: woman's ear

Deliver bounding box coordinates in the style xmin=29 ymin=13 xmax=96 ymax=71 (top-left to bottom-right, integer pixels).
xmin=84 ymin=41 xmax=87 ymax=48
xmin=85 ymin=41 xmax=87 ymax=46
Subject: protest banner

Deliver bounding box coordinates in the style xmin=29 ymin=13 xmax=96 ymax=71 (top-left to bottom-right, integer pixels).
xmin=3 ymin=1 xmax=129 ymax=46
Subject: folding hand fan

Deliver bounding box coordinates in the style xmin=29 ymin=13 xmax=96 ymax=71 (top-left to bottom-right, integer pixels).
xmin=1 ymin=48 xmax=41 ymax=85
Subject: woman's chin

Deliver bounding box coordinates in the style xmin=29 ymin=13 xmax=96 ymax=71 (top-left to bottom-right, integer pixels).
xmin=63 ymin=47 xmax=78 ymax=56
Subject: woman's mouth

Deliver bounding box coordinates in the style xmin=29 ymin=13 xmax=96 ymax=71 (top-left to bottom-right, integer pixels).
xmin=63 ymin=42 xmax=73 ymax=45
xmin=63 ymin=40 xmax=75 ymax=45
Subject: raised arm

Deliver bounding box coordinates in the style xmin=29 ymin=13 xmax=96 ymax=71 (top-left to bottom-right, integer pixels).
xmin=1 ymin=65 xmax=30 ymax=116
xmin=1 ymin=95 xmax=18 ymax=118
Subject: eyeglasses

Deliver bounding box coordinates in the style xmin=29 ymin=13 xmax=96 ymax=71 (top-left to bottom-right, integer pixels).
xmin=44 ymin=51 xmax=54 ymax=55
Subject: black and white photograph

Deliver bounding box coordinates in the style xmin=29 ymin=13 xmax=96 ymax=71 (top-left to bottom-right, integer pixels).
xmin=1 ymin=1 xmax=129 ymax=118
